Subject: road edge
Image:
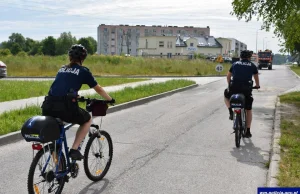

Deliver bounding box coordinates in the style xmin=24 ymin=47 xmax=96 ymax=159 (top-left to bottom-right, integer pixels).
xmin=0 ymin=83 xmax=198 ymax=146
xmin=267 ymin=97 xmax=281 ymax=187
xmin=288 ymin=65 xmax=300 ymax=79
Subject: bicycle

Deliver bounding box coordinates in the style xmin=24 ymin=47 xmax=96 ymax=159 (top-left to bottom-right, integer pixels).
xmin=21 ymin=96 xmax=113 ymax=194
xmin=229 ymin=86 xmax=259 ymax=148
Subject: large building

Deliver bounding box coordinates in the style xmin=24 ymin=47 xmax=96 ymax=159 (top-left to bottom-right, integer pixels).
xmin=137 ymin=35 xmax=222 ymax=57
xmin=97 ymin=24 xmax=211 ymax=56
xmin=228 ymin=38 xmax=247 ymax=57
xmin=216 ymin=38 xmax=232 ymax=56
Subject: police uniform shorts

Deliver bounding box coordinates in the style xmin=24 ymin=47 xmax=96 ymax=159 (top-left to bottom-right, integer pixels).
xmin=224 ymin=88 xmax=254 ymax=110
xmin=41 ymin=97 xmax=91 ymax=125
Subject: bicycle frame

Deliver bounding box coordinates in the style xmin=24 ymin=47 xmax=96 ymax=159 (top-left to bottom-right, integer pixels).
xmin=39 ymin=115 xmax=102 ymax=180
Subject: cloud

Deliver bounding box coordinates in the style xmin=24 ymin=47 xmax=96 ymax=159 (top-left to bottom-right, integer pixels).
xmin=0 ymin=0 xmax=283 ymax=53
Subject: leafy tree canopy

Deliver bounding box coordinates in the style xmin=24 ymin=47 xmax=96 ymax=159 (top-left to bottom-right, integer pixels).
xmin=231 ymin=0 xmax=300 ymax=55
xmin=78 ymin=38 xmax=94 ymax=55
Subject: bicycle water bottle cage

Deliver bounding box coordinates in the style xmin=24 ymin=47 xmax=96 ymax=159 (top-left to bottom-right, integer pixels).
xmin=229 ymin=94 xmax=245 ymax=108
xmin=21 ymin=116 xmax=61 ymax=143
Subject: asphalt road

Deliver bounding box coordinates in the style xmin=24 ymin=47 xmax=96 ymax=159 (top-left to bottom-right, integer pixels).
xmin=0 ymin=65 xmax=299 ymax=194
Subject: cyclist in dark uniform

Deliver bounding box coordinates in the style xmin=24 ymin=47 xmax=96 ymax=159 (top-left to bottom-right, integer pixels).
xmin=41 ymin=44 xmax=115 ymax=160
xmin=224 ymin=50 xmax=260 ymax=138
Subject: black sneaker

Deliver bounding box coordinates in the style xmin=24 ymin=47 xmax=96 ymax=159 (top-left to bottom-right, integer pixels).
xmin=229 ymin=111 xmax=233 ymax=120
xmin=244 ymin=130 xmax=252 ymax=138
xmin=69 ymin=149 xmax=84 ymax=160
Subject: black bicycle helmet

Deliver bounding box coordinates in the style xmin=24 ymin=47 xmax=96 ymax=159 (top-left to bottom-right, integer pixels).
xmin=240 ymin=50 xmax=253 ymax=59
xmin=68 ymin=44 xmax=88 ymax=60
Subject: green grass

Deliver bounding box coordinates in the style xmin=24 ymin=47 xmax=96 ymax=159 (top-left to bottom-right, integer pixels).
xmin=280 ymin=91 xmax=300 ymax=106
xmin=1 ymin=55 xmax=231 ymax=77
xmin=291 ymin=66 xmax=300 ymax=76
xmin=0 ymin=79 xmax=195 ymax=136
xmin=278 ymin=92 xmax=300 ymax=186
xmin=0 ymin=78 xmax=147 ymax=102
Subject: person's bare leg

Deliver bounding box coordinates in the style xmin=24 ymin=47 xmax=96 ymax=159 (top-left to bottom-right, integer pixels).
xmin=72 ymin=118 xmax=92 ymax=149
xmin=224 ymin=97 xmax=230 ymax=108
xmin=246 ymin=110 xmax=252 ymax=128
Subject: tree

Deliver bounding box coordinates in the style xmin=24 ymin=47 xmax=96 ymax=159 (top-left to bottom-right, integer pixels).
xmin=24 ymin=38 xmax=36 ymax=52
xmin=28 ymin=42 xmax=43 ymax=56
xmin=42 ymin=36 xmax=56 ymax=56
xmin=77 ymin=38 xmax=94 ymax=55
xmin=56 ymin=32 xmax=77 ymax=55
xmin=231 ymin=0 xmax=300 ymax=53
xmin=8 ymin=33 xmax=26 ymax=50
xmin=10 ymin=43 xmax=23 ymax=55
xmin=86 ymin=36 xmax=97 ymax=53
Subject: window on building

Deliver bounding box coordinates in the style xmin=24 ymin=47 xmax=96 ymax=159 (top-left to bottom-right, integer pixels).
xmin=190 ymin=43 xmax=194 ymax=47
xmin=146 ymin=39 xmax=148 ymax=49
xmin=170 ymin=41 xmax=172 ymax=48
xmin=177 ymin=30 xmax=181 ymax=33
xmin=111 ymin=38 xmax=115 ymax=41
xmin=104 ymin=28 xmax=108 ymax=32
xmin=159 ymin=41 xmax=164 ymax=47
xmin=111 ymin=45 xmax=115 ymax=47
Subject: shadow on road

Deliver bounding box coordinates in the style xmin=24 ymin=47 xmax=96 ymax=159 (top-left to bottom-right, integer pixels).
xmin=230 ymin=138 xmax=269 ymax=169
xmin=78 ymin=178 xmax=110 ymax=194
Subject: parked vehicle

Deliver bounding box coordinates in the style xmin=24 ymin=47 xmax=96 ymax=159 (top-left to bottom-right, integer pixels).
xmin=0 ymin=61 xmax=7 ymax=78
xmin=223 ymin=57 xmax=232 ymax=63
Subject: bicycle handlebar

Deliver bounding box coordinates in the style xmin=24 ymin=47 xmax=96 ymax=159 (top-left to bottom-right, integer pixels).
xmin=252 ymin=86 xmax=260 ymax=89
xmin=77 ymin=96 xmax=115 ymax=105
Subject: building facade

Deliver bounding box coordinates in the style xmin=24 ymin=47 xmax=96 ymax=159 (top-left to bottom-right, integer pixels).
xmin=137 ymin=35 xmax=222 ymax=57
xmin=216 ymin=38 xmax=232 ymax=56
xmin=97 ymin=24 xmax=211 ymax=56
xmin=228 ymin=38 xmax=247 ymax=57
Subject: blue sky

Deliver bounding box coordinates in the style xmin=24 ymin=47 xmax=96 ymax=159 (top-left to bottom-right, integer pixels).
xmin=0 ymin=0 xmax=281 ymax=53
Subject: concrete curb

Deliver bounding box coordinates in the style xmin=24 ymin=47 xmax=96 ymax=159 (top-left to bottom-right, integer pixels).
xmin=267 ymin=97 xmax=281 ymax=187
xmin=0 ymin=84 xmax=198 ymax=146
xmin=288 ymin=66 xmax=300 ymax=79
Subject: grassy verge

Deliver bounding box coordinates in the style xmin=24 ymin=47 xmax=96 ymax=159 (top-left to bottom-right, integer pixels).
xmin=0 ymin=78 xmax=147 ymax=102
xmin=290 ymin=66 xmax=300 ymax=76
xmin=278 ymin=91 xmax=300 ymax=186
xmin=1 ymin=55 xmax=231 ymax=77
xmin=0 ymin=79 xmax=195 ymax=136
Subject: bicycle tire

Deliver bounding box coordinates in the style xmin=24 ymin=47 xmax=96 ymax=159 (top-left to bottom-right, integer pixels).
xmin=242 ymin=110 xmax=247 ymax=138
xmin=84 ymin=130 xmax=113 ymax=181
xmin=235 ymin=114 xmax=241 ymax=148
xmin=28 ymin=144 xmax=66 ymax=194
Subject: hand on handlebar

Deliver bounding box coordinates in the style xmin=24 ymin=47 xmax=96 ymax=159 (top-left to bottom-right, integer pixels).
xmin=105 ymin=98 xmax=115 ymax=105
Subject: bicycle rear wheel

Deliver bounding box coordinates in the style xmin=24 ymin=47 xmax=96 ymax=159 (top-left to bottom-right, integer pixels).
xmin=242 ymin=110 xmax=247 ymax=138
xmin=235 ymin=114 xmax=242 ymax=148
xmin=28 ymin=144 xmax=66 ymax=194
xmin=84 ymin=130 xmax=113 ymax=181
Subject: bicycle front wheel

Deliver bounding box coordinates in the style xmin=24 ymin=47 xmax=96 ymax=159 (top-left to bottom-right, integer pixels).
xmin=84 ymin=130 xmax=113 ymax=181
xmin=28 ymin=144 xmax=66 ymax=194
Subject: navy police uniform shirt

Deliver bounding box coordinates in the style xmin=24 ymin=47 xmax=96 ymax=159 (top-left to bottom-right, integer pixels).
xmin=229 ymin=59 xmax=258 ymax=82
xmin=49 ymin=63 xmax=98 ymax=96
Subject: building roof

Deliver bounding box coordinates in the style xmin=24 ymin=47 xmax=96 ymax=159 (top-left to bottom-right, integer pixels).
xmin=176 ymin=36 xmax=222 ymax=48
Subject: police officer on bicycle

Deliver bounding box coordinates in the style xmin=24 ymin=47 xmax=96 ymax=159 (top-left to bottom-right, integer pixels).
xmin=224 ymin=50 xmax=260 ymax=138
xmin=41 ymin=44 xmax=115 ymax=160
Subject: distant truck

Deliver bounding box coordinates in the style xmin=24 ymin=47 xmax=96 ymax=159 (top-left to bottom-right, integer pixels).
xmin=258 ymin=49 xmax=273 ymax=70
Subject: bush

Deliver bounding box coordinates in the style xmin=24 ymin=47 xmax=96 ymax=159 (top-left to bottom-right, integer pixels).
xmin=16 ymin=51 xmax=28 ymax=57
xmin=0 ymin=49 xmax=12 ymax=56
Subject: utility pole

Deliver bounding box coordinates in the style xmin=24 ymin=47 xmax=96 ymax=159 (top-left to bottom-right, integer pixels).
xmin=263 ymin=37 xmax=267 ymax=50
xmin=256 ymin=30 xmax=258 ymax=54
